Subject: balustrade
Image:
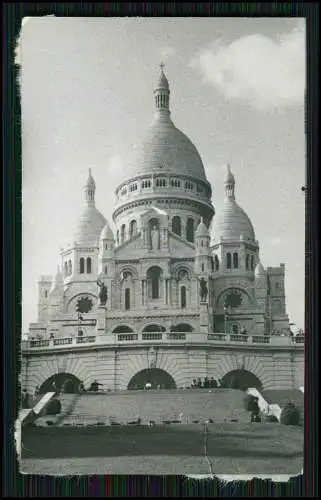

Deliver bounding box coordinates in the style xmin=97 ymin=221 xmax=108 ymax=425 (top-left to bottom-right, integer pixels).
xmin=22 ymin=332 xmax=304 ymax=350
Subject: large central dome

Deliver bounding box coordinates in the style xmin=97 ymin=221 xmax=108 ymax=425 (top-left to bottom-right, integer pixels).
xmin=127 ymin=116 xmax=207 ymax=182
xmin=125 ymin=64 xmax=208 ymax=184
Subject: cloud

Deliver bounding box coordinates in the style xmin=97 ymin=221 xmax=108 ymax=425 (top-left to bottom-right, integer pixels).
xmin=159 ymin=45 xmax=177 ymax=61
xmin=191 ymin=20 xmax=305 ymax=111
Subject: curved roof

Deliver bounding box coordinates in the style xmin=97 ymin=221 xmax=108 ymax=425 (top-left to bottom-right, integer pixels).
xmin=73 ymin=205 xmax=107 ymax=246
xmin=100 ymin=222 xmax=114 ymax=241
xmin=255 ymin=261 xmax=266 ymax=277
xmin=195 ymin=218 xmax=209 ymax=238
xmin=127 ymin=115 xmax=207 ymax=182
xmin=213 ymin=199 xmax=255 ymax=242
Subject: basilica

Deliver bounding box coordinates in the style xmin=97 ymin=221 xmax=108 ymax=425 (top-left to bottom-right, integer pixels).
xmin=29 ymin=65 xmax=291 ymax=343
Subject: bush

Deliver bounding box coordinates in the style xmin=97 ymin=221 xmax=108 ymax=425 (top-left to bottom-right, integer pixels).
xmin=280 ymin=401 xmax=300 ymax=426
xmin=46 ymin=398 xmax=62 ymax=416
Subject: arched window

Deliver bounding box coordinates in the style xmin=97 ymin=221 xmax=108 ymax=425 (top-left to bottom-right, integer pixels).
xmin=147 ymin=267 xmax=161 ymax=300
xmin=232 ymin=324 xmax=239 ymax=334
xmin=246 ymin=254 xmax=249 ymax=270
xmin=172 ymin=216 xmax=181 ymax=236
xmin=227 ymin=253 xmax=232 ymax=269
xmin=129 ymin=220 xmax=137 ymax=238
xmin=233 ymin=252 xmax=238 ymax=269
xmin=86 ymin=257 xmax=91 ymax=274
xmin=181 ymin=286 xmax=187 ymax=309
xmin=201 ymin=240 xmax=204 ymax=247
xmin=68 ymin=260 xmax=72 ymax=276
xmin=125 ymin=288 xmax=130 ymax=310
xmin=215 ymin=255 xmax=219 ymax=271
xmin=116 ymin=230 xmax=119 ymax=246
xmin=105 ymin=243 xmax=108 ymax=250
xmin=44 ymin=290 xmax=48 ymax=298
xmin=104 ymin=265 xmax=107 ymax=274
xmin=251 ymin=255 xmax=254 ymax=270
xmin=201 ymin=263 xmax=204 ymax=272
xmin=64 ymin=262 xmax=68 ymax=277
xmin=80 ymin=258 xmax=85 ymax=274
xmin=121 ymin=224 xmax=126 ymax=243
xmin=186 ymin=218 xmax=194 ymax=242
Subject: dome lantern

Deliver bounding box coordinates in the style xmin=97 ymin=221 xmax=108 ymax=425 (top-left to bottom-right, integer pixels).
xmin=84 ymin=168 xmax=96 ymax=207
xmin=224 ymin=164 xmax=235 ymax=200
xmin=153 ymin=62 xmax=171 ymax=119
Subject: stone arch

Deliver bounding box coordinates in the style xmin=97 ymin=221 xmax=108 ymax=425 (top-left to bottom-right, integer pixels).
xmin=39 ymin=372 xmax=82 ymax=394
xmin=215 ymin=287 xmax=253 ymax=310
xmin=142 ymin=324 xmax=166 ymax=333
xmin=118 ymin=264 xmax=139 ymax=281
xmin=127 ymin=368 xmax=177 ymax=390
xmin=220 ymin=369 xmax=263 ymax=391
xmin=170 ymin=323 xmax=194 ymax=332
xmin=172 ymin=263 xmax=192 ymax=280
xmin=66 ymin=293 xmax=97 ymax=313
xmin=29 ymin=355 xmax=91 ymax=395
xmin=113 ymin=325 xmax=134 ymax=333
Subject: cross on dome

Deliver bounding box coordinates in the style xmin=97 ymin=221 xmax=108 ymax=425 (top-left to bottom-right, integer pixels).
xmin=160 ymin=61 xmax=165 ymax=71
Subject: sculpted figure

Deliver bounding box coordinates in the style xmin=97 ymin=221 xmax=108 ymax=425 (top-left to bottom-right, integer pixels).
xmin=199 ymin=277 xmax=208 ymax=303
xmin=151 ymin=225 xmax=160 ymax=250
xmin=97 ymin=279 xmax=108 ymax=306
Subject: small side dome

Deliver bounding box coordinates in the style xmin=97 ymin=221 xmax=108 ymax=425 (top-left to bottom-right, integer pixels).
xmin=255 ymin=261 xmax=266 ymax=277
xmin=195 ymin=218 xmax=209 ymax=238
xmin=100 ymin=222 xmax=114 ymax=241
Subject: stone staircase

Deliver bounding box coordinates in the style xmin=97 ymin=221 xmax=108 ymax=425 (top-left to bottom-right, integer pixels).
xmin=58 ymin=389 xmax=249 ymax=427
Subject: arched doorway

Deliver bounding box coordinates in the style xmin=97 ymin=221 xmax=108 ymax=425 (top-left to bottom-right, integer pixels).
xmin=127 ymin=368 xmax=176 ymax=390
xmin=143 ymin=324 xmax=166 ymax=333
xmin=39 ymin=373 xmax=81 ymax=394
xmin=171 ymin=323 xmax=193 ymax=333
xmin=220 ymin=369 xmax=263 ymax=391
xmin=113 ymin=325 xmax=133 ymax=333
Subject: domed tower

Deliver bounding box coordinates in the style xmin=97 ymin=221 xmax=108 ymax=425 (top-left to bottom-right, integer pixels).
xmin=112 ymin=64 xmax=215 ymax=248
xmin=48 ymin=265 xmax=64 ymax=319
xmin=254 ymin=261 xmax=268 ymax=308
xmin=61 ymin=169 xmax=107 ymax=285
xmin=212 ymin=165 xmax=259 ymax=276
xmin=195 ymin=218 xmax=212 ymax=277
xmin=99 ymin=222 xmax=116 ymax=278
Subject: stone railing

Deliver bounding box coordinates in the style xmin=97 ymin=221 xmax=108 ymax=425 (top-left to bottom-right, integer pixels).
xmin=22 ymin=333 xmax=304 ymax=351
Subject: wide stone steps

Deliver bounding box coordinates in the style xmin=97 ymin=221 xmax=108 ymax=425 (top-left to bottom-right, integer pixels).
xmin=58 ymin=389 xmax=249 ymax=426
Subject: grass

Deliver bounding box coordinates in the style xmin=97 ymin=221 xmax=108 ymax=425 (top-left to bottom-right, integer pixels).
xmin=21 ymin=422 xmax=303 ymax=475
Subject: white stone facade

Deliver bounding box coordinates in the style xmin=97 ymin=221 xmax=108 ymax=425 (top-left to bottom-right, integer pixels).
xmin=23 ymin=66 xmax=301 ymax=392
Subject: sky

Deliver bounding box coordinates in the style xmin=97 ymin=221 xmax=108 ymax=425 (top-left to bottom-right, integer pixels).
xmin=19 ymin=17 xmax=306 ymax=333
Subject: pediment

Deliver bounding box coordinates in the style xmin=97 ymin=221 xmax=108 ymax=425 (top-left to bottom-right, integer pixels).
xmin=140 ymin=207 xmax=169 ymax=226
xmin=168 ymin=232 xmax=195 ymax=258
xmin=115 ymin=233 xmax=144 ymax=258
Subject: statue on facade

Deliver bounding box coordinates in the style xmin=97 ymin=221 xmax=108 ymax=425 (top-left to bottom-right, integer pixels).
xmin=97 ymin=279 xmax=108 ymax=306
xmin=199 ymin=277 xmax=208 ymax=303
xmin=151 ymin=225 xmax=160 ymax=250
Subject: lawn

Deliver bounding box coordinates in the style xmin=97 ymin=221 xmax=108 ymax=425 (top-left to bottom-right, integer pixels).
xmin=20 ymin=422 xmax=303 ymax=475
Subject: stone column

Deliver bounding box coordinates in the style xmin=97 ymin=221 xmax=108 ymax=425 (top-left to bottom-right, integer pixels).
xmin=200 ymin=302 xmax=209 ymax=333
xmin=96 ymin=306 xmax=107 ymax=335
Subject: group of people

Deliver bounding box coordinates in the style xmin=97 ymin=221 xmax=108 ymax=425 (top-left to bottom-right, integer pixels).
xmin=191 ymin=377 xmax=220 ymax=389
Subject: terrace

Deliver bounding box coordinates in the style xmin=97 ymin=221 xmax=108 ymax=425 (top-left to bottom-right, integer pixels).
xmin=21 ymin=332 xmax=304 ymax=352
